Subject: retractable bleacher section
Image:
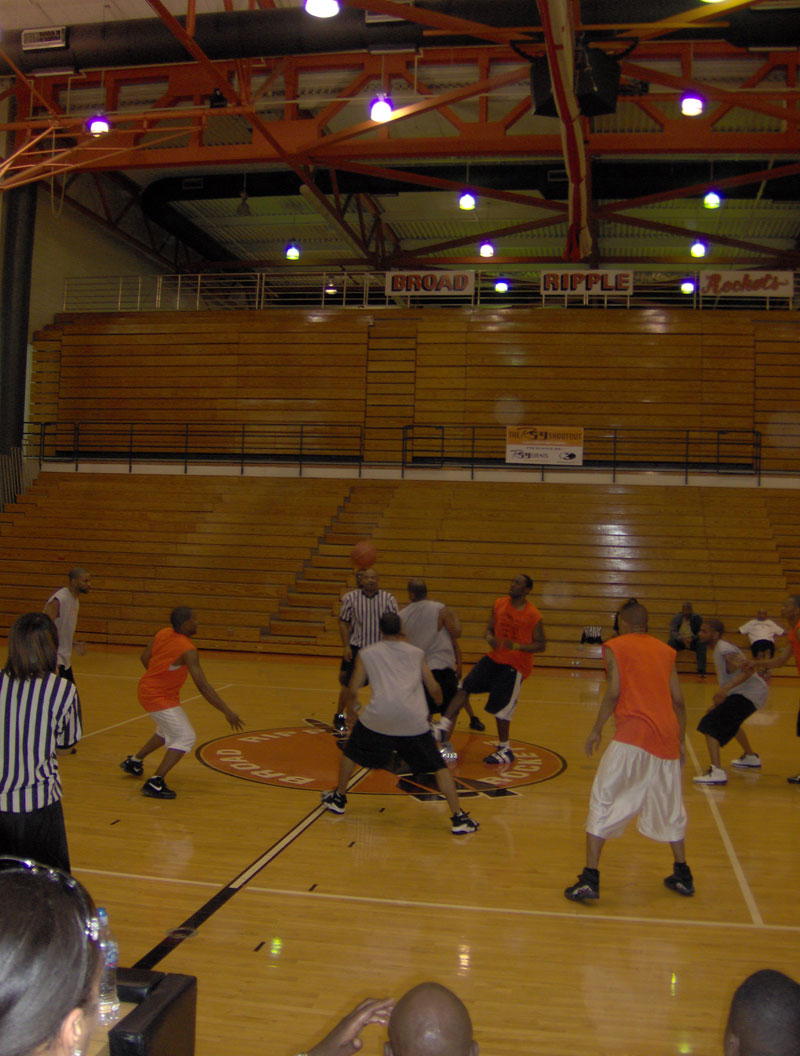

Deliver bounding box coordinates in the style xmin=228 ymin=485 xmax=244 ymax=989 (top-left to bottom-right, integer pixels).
xmin=0 ymin=474 xmax=791 ymax=670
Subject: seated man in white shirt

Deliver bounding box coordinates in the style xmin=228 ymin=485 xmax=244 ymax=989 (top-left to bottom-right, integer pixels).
xmin=739 ymin=609 xmax=785 ymax=660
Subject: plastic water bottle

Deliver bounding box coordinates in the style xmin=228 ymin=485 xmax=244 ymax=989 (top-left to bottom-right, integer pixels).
xmin=97 ymin=907 xmax=120 ymax=1026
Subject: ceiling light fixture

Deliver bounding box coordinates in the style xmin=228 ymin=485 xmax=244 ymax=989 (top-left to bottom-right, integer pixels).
xmin=690 ymin=239 xmax=707 ymax=258
xmin=494 ymin=278 xmax=510 ymax=293
xmin=479 ymin=241 xmax=495 ymax=258
xmin=86 ymin=113 xmax=110 ymax=137
xmin=703 ymin=190 xmax=722 ymax=209
xmin=459 ymin=190 xmax=476 ymax=211
xmin=304 ymin=0 xmax=340 ymax=17
xmin=369 ymin=93 xmax=393 ymax=122
xmin=324 ymin=280 xmax=337 ymax=294
xmin=680 ymin=279 xmax=696 ymax=295
xmin=285 ymin=241 xmax=300 ymax=260
xmin=681 ymin=93 xmax=704 ymax=116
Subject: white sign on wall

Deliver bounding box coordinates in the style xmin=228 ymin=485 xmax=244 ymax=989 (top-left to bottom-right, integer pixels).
xmin=540 ymin=271 xmax=633 ymax=296
xmin=698 ymin=271 xmax=793 ymax=298
xmin=386 ymin=270 xmax=475 ymax=296
xmin=506 ymin=426 xmax=584 ymax=466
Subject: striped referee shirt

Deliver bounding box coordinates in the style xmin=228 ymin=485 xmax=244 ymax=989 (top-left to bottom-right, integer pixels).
xmin=0 ymin=672 xmax=81 ymax=813
xmin=339 ymin=589 xmax=398 ymax=648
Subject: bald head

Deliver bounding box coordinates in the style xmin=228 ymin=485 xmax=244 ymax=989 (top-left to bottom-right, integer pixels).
xmin=725 ymin=970 xmax=800 ymax=1056
xmin=385 ymin=983 xmax=477 ymax=1056
xmin=407 ymin=578 xmax=427 ymax=601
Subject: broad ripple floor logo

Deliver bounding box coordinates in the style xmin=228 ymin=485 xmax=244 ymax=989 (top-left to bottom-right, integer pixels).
xmin=197 ymin=720 xmax=566 ymax=800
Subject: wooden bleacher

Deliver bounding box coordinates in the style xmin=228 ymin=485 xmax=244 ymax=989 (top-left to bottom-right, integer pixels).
xmin=29 ymin=307 xmax=800 ymax=473
xmin=0 ymin=474 xmax=793 ymax=671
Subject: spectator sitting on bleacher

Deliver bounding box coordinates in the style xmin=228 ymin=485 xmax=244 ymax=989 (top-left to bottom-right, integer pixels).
xmin=0 ymin=856 xmax=104 ymax=1056
xmin=668 ymin=601 xmax=707 ymax=677
xmin=724 ymin=969 xmax=800 ymax=1056
xmin=303 ymin=982 xmax=477 ymax=1056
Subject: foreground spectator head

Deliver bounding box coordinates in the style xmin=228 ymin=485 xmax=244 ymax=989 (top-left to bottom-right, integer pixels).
xmin=725 ymin=969 xmax=800 ymax=1056
xmin=385 ymin=982 xmax=478 ymax=1056
xmin=0 ymin=857 xmax=103 ymax=1056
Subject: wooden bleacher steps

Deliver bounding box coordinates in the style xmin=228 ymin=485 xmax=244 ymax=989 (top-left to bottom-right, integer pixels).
xmin=0 ymin=474 xmax=793 ymax=672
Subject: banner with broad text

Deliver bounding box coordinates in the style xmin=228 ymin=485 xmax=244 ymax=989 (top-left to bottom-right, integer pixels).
xmin=386 ymin=270 xmax=475 ymax=296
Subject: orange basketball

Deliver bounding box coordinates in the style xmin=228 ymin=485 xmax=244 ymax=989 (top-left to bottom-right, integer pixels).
xmin=350 ymin=539 xmax=377 ymax=570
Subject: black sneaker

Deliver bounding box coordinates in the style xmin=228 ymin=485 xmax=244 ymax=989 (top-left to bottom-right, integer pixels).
xmin=332 ymin=713 xmax=348 ymax=734
xmin=141 ymin=776 xmax=176 ymax=799
xmin=664 ymin=864 xmax=694 ymax=897
xmin=451 ymin=811 xmax=479 ymax=835
xmin=468 ymin=715 xmax=486 ymax=732
xmin=120 ymin=755 xmax=143 ymax=777
xmin=787 ymin=774 xmax=800 ymax=784
xmin=564 ymin=869 xmax=599 ymax=902
xmin=321 ymin=790 xmax=347 ymax=814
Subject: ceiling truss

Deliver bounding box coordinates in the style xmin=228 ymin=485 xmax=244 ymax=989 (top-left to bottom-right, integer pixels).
xmin=0 ymin=0 xmax=798 ymax=268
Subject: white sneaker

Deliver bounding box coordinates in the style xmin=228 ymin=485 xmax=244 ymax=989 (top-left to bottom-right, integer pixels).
xmin=693 ymin=765 xmax=727 ymax=785
xmin=731 ymin=753 xmax=761 ymax=769
xmin=438 ymin=740 xmax=458 ymax=763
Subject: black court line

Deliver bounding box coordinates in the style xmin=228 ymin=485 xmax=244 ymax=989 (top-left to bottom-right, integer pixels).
xmin=132 ymin=768 xmax=371 ymax=971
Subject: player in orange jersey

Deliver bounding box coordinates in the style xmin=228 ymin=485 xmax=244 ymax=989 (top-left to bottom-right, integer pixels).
xmin=564 ymin=600 xmax=693 ymax=902
xmin=119 ymin=607 xmax=244 ymax=799
xmin=433 ymin=574 xmax=545 ymax=765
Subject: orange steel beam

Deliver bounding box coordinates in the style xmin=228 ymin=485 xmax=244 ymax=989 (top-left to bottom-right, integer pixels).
xmin=305 ymin=64 xmax=533 ymax=155
xmin=317 ymin=159 xmax=568 ymax=213
xmin=600 ymin=211 xmax=800 ymax=264
xmin=144 ymin=0 xmax=374 ymax=261
xmin=617 ymin=0 xmax=769 ymax=44
xmin=596 ymin=160 xmax=800 ymax=216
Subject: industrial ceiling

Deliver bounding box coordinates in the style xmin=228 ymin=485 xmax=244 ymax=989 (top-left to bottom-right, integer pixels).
xmin=0 ymin=0 xmax=798 ymax=279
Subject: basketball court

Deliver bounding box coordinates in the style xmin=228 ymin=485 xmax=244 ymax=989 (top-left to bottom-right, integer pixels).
xmin=54 ymin=645 xmax=800 ymax=1056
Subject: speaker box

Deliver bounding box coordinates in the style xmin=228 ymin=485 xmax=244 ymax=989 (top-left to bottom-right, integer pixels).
xmin=576 ymin=47 xmax=620 ymax=117
xmin=531 ymin=50 xmax=619 ymax=119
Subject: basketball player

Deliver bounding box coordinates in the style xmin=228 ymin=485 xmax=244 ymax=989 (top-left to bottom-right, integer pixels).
xmin=564 ymin=600 xmax=694 ymax=902
xmin=43 ymin=567 xmax=91 ymax=684
xmin=693 ymin=618 xmax=768 ymax=784
xmin=321 ymin=612 xmax=479 ymax=835
xmin=755 ymin=595 xmax=800 ymax=783
xmin=433 ymin=574 xmax=545 ymax=765
xmin=120 ymin=606 xmax=244 ymax=798
xmin=399 ymin=578 xmax=485 ymax=751
xmin=332 ymin=567 xmax=398 ymax=734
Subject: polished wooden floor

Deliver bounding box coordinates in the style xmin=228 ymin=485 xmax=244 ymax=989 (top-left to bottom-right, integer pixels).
xmin=52 ymin=647 xmax=800 ymax=1056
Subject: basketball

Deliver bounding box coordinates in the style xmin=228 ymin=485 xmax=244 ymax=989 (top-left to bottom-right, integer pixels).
xmin=350 ymin=539 xmax=377 ymax=569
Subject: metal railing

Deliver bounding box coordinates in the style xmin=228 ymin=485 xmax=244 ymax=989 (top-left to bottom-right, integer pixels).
xmin=0 ymin=447 xmax=39 ymax=511
xmin=62 ymin=270 xmax=798 ymax=313
xmin=25 ymin=420 xmax=764 ymax=483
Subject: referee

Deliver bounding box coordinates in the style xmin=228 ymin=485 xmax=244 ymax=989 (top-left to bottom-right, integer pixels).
xmin=0 ymin=613 xmax=81 ymax=872
xmin=332 ymin=568 xmax=398 ymax=733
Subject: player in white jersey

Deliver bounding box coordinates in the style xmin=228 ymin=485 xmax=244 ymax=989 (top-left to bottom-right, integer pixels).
xmin=322 ymin=612 xmax=479 ymax=835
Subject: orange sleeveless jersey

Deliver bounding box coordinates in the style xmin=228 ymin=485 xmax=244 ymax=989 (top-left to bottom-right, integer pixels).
xmin=604 ymin=633 xmax=680 ymax=760
xmin=137 ymin=628 xmax=194 ymax=713
xmin=488 ymin=596 xmax=542 ymax=679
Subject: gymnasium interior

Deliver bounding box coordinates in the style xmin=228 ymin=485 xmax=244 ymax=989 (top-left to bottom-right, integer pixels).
xmin=1 ymin=2 xmax=799 ymax=1054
